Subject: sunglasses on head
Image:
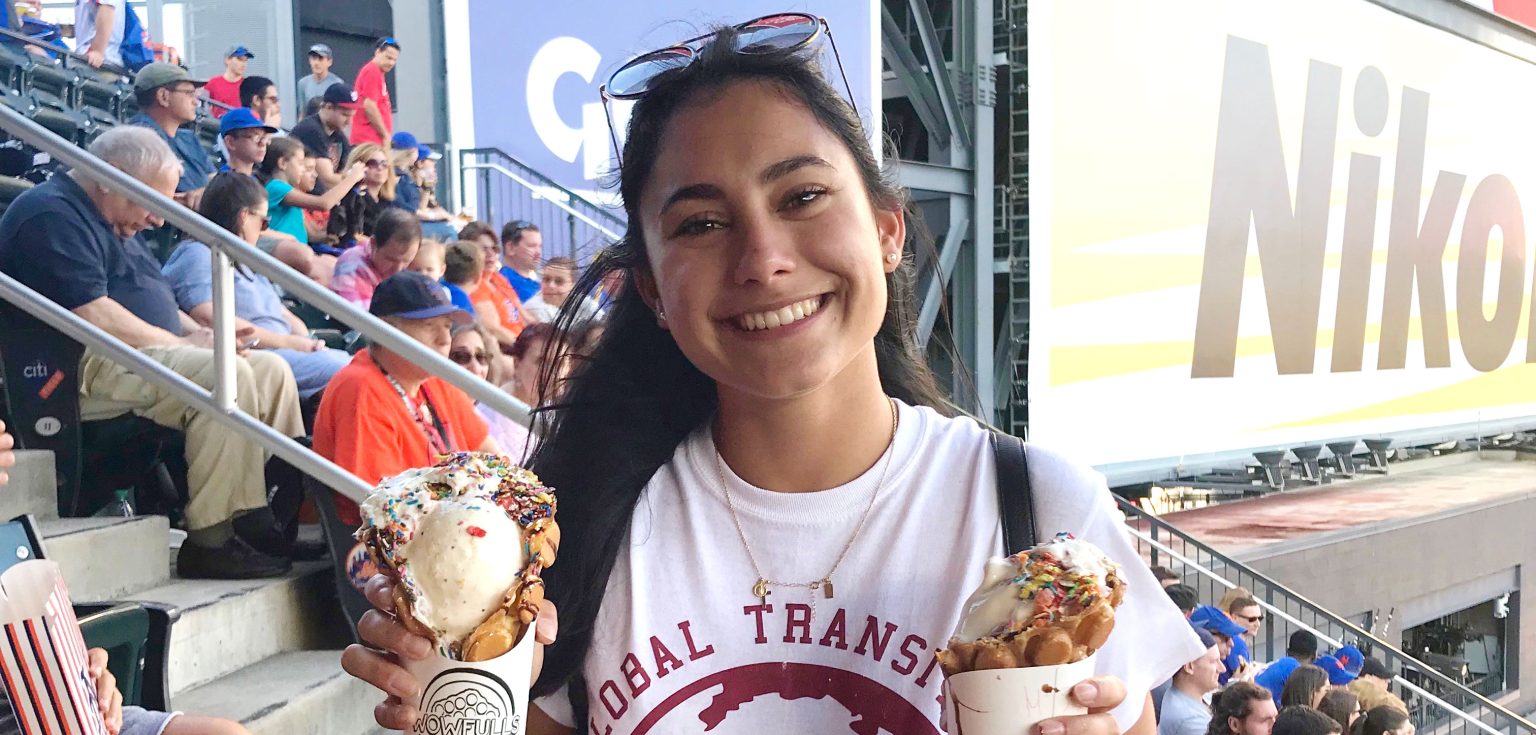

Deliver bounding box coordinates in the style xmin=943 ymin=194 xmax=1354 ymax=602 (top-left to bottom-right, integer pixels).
xmin=598 ymin=12 xmax=854 ymax=164
xmin=450 ymin=349 xmax=490 ymax=365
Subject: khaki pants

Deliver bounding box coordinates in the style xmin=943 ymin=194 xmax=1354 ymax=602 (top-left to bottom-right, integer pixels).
xmin=78 ymin=346 xmax=304 ymax=530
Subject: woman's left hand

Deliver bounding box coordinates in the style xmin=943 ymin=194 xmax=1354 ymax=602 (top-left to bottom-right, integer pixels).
xmin=1037 ymin=675 xmax=1126 ymax=735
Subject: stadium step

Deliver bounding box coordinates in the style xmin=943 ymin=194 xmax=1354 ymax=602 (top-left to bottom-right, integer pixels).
xmin=1 ymin=449 xmax=59 ymax=521
xmin=171 ymin=650 xmax=378 ymax=735
xmin=127 ymin=560 xmax=348 ymax=695
xmin=40 ymin=515 xmax=170 ymax=600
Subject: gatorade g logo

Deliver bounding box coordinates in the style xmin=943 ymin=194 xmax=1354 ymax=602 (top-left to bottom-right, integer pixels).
xmin=415 ymin=668 xmax=521 ymax=735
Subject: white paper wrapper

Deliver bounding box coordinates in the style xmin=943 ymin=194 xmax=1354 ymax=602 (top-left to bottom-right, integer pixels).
xmin=943 ymin=654 xmax=1098 ymax=735
xmin=405 ymin=624 xmax=537 ymax=735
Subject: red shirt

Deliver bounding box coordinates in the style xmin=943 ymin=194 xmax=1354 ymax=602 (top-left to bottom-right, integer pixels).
xmin=350 ymin=60 xmax=392 ymax=145
xmin=313 ymin=349 xmax=490 ymax=523
xmin=203 ymin=74 xmax=241 ymax=118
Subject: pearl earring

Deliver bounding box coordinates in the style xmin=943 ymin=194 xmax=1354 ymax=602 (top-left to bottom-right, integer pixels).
xmin=884 ymin=252 xmax=900 ymax=264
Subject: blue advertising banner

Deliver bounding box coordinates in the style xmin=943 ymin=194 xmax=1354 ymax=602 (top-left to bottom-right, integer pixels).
xmin=456 ymin=1 xmax=879 ymax=203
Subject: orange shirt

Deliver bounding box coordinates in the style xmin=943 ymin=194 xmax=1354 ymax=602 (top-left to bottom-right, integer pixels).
xmin=313 ymin=349 xmax=490 ymax=524
xmin=471 ymin=272 xmax=526 ymax=339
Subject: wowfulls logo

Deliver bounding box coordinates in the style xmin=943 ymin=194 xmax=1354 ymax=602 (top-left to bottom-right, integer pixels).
xmin=414 ymin=668 xmax=521 ymax=735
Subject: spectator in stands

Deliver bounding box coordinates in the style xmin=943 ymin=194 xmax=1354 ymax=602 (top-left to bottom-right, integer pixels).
xmin=260 ymin=136 xmax=364 ymax=275
xmin=298 ymin=43 xmax=343 ymax=113
xmin=1280 ymin=664 xmax=1329 ymax=709
xmin=595 ymin=267 xmax=624 ymax=318
xmin=499 ymin=220 xmax=543 ymax=301
xmin=1165 ymin=583 xmax=1199 ymax=619
xmin=1192 ymin=604 xmax=1253 ymax=683
xmin=127 ymin=63 xmax=213 ymax=210
xmin=291 ymin=83 xmax=359 ymax=190
xmin=314 ymin=270 xmax=494 ymax=528
xmin=1161 ymin=627 xmax=1223 ymax=735
xmin=1317 ymin=689 xmax=1362 ymax=734
xmin=0 ymin=127 xmax=304 ymax=579
xmin=163 ymin=172 xmax=348 ymax=400
xmin=219 ymin=107 xmax=275 ymax=176
xmin=408 ymin=237 xmax=445 ymax=281
xmin=351 ymin=37 xmax=400 ymax=146
xmin=0 ymin=421 xmax=11 ymax=485
xmin=1273 ymin=706 xmax=1341 ymax=735
xmin=239 ymin=75 xmax=283 ymax=130
xmin=1348 ymin=658 xmax=1407 ymax=715
xmin=505 ymin=322 xmax=566 ymax=407
xmin=524 ymin=256 xmax=599 ymax=323
xmin=1229 ymin=597 xmax=1264 ymax=646
xmin=472 ymin=233 xmax=526 ymax=350
xmin=331 ymin=208 xmax=421 ymax=308
xmin=1315 ymin=645 xmax=1364 ymax=686
xmin=388 ymin=132 xmax=422 ymax=214
xmin=459 ymin=220 xmax=497 ymax=252
xmin=441 ymin=240 xmax=481 ymax=314
xmin=1218 ymin=587 xmax=1254 ymax=617
xmin=327 ymin=143 xmax=392 ymax=247
xmin=450 ymin=323 xmax=533 ymax=461
xmin=75 ymin=0 xmax=123 ymax=68
xmin=204 ymin=46 xmax=255 ymax=117
xmin=1209 ymin=682 xmax=1278 ymax=735
xmin=1256 ymin=631 xmax=1319 ymax=705
xmin=1153 ymin=565 xmax=1180 ymax=589
xmin=1359 ymin=706 xmax=1412 ymax=735
xmin=411 ymin=144 xmax=457 ymax=240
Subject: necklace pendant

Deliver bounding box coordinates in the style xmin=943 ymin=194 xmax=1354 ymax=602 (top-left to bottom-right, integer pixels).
xmin=752 ymin=578 xmax=771 ymax=603
xmin=822 ymin=580 xmax=835 ymax=599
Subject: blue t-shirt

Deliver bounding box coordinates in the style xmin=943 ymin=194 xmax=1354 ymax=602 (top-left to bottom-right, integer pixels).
xmin=0 ymin=174 xmax=182 ymax=334
xmin=265 ymin=179 xmax=308 ymax=244
xmin=442 ymin=281 xmax=477 ymax=315
xmin=1254 ymin=656 xmax=1302 ymax=705
xmin=499 ymin=265 xmax=540 ymax=302
xmin=128 ymin=113 xmax=214 ymax=193
xmin=392 ymin=168 xmax=421 ymax=214
xmin=161 ymin=241 xmax=293 ymax=335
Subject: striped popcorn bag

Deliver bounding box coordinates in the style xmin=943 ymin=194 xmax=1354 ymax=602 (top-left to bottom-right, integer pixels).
xmin=0 ymin=561 xmax=107 ymax=735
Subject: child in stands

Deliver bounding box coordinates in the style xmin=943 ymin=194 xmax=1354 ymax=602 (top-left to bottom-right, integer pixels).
xmin=523 ymin=256 xmax=599 ymax=323
xmin=408 ymin=238 xmax=446 ymax=281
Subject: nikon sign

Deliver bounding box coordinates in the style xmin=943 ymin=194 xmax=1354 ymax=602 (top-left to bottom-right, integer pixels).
xmin=1027 ymin=0 xmax=1536 ymax=475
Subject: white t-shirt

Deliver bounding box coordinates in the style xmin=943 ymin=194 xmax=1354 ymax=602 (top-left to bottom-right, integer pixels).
xmin=537 ymin=401 xmax=1204 ymax=733
xmin=73 ymin=0 xmax=126 ymax=68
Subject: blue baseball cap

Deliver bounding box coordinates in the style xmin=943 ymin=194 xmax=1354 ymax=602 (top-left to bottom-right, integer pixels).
xmin=370 ymin=272 xmax=472 ymax=324
xmin=219 ymin=107 xmax=278 ymax=137
xmin=226 ymin=45 xmax=256 ymax=59
xmin=1317 ymin=645 xmax=1366 ymax=685
xmin=416 ymin=145 xmax=441 ymax=161
xmin=1189 ymin=605 xmax=1249 ymax=638
xmin=390 ymin=131 xmax=419 ymax=151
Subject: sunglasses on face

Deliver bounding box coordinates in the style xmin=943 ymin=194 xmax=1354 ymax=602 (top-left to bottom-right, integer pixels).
xmin=598 ymin=12 xmax=854 ymax=163
xmin=450 ymin=350 xmax=490 ymax=365
xmin=1236 ymin=613 xmax=1264 ymax=623
xmin=364 ymin=159 xmax=388 ymax=169
xmin=243 ymin=207 xmax=270 ymax=230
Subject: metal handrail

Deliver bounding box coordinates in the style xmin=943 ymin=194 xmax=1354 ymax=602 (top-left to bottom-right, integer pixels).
xmin=1116 ymin=496 xmax=1535 ymax=734
xmin=1124 ymin=525 xmax=1510 ymax=735
xmin=457 ymin=146 xmax=625 ymax=229
xmin=461 ymin=162 xmax=622 ymax=240
xmin=0 ymin=102 xmax=535 ymax=504
xmin=0 ymin=26 xmax=132 ymax=78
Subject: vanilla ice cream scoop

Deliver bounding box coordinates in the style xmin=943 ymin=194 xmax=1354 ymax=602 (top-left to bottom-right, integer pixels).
xmin=952 ymin=533 xmax=1120 ymax=643
xmin=357 ymin=452 xmax=558 ymax=659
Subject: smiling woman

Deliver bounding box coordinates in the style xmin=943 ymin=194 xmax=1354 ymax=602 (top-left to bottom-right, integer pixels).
xmin=341 ymin=18 xmax=1204 ymax=735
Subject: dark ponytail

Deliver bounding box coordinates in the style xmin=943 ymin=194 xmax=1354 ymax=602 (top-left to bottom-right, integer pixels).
xmin=529 ymin=25 xmax=955 ymax=699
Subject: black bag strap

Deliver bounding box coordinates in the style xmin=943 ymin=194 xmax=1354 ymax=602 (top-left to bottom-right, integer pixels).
xmin=991 ymin=432 xmax=1038 ymax=553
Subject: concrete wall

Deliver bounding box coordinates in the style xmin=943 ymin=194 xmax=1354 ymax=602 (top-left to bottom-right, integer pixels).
xmin=1231 ymin=467 xmax=1535 ymax=709
xmin=390 ymin=0 xmax=443 ymax=144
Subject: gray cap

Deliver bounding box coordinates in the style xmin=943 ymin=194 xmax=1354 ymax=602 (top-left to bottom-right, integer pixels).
xmin=132 ymin=63 xmax=205 ymax=93
xmin=308 ymin=43 xmax=333 ymax=58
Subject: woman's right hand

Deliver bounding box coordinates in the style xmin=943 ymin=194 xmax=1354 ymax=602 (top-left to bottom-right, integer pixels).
xmin=346 ymin=162 xmax=367 ymax=181
xmin=340 ymin=574 xmax=559 ymax=731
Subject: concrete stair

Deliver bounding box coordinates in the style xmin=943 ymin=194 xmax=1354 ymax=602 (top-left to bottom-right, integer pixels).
xmin=8 ymin=448 xmax=379 ymax=734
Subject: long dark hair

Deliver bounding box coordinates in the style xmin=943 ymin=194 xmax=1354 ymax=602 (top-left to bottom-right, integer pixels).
xmin=1275 ymin=706 xmax=1343 ymax=735
xmin=529 ymin=26 xmax=954 ymax=698
xmin=198 ymin=171 xmax=264 ymax=236
xmin=1359 ymin=706 xmax=1410 ymax=735
xmin=259 ymin=137 xmax=304 ymax=182
xmin=1318 ymin=689 xmax=1360 ymax=733
xmin=1281 ymin=664 xmax=1330 ymax=708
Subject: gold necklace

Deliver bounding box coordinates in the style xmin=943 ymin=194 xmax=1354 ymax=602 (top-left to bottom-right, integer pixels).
xmin=715 ymin=397 xmax=899 ymax=606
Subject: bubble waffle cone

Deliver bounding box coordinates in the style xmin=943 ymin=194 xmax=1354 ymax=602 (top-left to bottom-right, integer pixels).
xmin=356 ymin=452 xmax=559 ymax=661
xmin=938 ymin=533 xmax=1126 ymax=677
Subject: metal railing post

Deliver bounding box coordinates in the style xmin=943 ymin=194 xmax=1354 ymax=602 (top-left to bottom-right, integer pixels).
xmin=210 ymin=246 xmax=236 ymax=411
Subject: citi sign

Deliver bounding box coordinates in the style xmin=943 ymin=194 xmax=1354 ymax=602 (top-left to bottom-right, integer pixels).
xmin=1193 ymin=36 xmax=1535 ymax=377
